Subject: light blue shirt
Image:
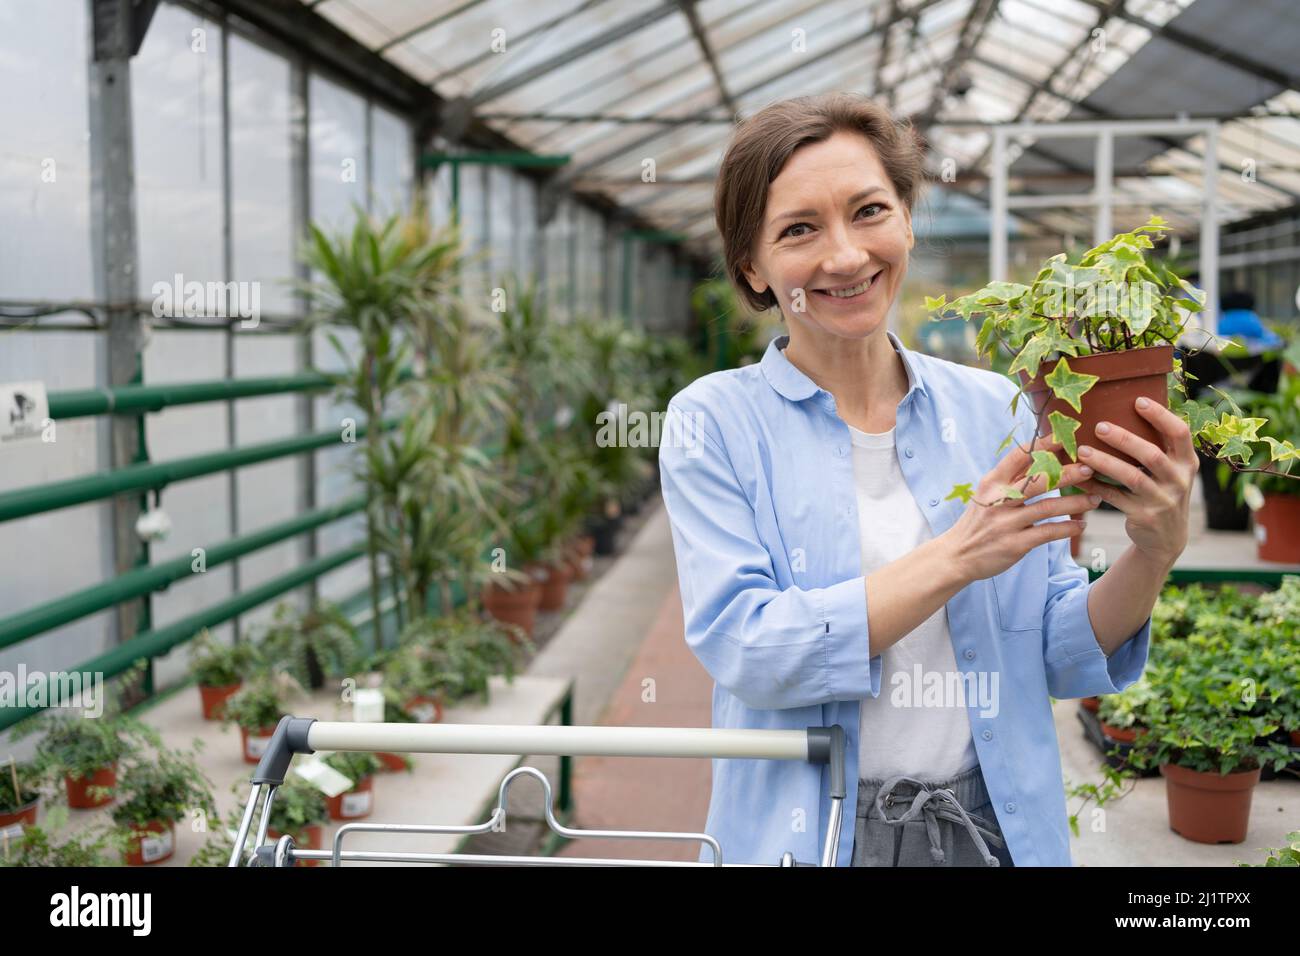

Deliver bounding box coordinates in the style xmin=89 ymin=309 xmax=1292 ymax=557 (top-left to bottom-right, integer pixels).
xmin=657 ymin=329 xmax=1152 ymax=867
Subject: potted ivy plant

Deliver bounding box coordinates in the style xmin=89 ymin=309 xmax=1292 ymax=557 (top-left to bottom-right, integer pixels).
xmin=0 ymin=758 xmax=42 ymax=832
xmin=187 ymin=627 xmax=262 ymax=720
xmin=265 ymin=777 xmax=331 ymax=867
xmin=320 ymin=752 xmax=383 ymax=821
xmin=221 ymin=678 xmax=289 ymax=765
xmin=111 ymin=744 xmax=216 ymax=866
xmin=926 ymin=216 xmax=1300 ymax=502
xmin=258 ymin=601 xmax=360 ymax=692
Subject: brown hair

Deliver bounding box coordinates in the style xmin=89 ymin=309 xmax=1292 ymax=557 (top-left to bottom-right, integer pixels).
xmin=714 ymin=92 xmax=928 ymax=313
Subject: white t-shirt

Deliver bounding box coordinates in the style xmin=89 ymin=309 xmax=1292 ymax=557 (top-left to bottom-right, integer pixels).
xmin=850 ymin=422 xmax=981 ymax=783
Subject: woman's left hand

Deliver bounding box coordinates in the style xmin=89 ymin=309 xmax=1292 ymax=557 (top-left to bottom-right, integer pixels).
xmin=1073 ymin=396 xmax=1198 ymax=570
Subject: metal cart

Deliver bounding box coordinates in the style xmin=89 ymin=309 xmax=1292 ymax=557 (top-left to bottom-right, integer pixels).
xmin=229 ymin=717 xmax=847 ymax=867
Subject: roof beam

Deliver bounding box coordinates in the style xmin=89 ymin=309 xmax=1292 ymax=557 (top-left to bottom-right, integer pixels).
xmin=912 ymin=0 xmax=1000 ymax=129
xmin=675 ymin=0 xmax=737 ymax=118
xmin=376 ymin=0 xmax=490 ymax=55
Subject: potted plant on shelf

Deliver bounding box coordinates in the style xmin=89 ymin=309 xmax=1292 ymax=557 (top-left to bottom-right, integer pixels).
xmin=0 ymin=758 xmax=42 ymax=832
xmin=400 ymin=610 xmax=532 ymax=710
xmin=0 ymin=806 xmax=116 ymax=867
xmin=221 ymin=678 xmax=290 ymax=765
xmin=320 ymin=752 xmax=383 ymax=821
xmin=1125 ymin=627 xmax=1294 ymax=844
xmin=258 ymin=601 xmax=360 ymax=693
xmin=111 ymin=744 xmax=216 ymax=866
xmin=19 ymin=713 xmax=157 ymax=810
xmin=187 ymin=627 xmax=262 ymax=720
xmin=1215 ymin=368 xmax=1300 ymax=563
xmin=925 ymin=216 xmax=1300 ymax=503
xmin=265 ymin=777 xmax=331 ymax=866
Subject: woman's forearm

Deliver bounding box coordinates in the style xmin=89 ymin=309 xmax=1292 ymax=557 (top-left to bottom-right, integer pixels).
xmin=863 ymin=534 xmax=970 ymax=657
xmin=1085 ymin=544 xmax=1171 ymax=656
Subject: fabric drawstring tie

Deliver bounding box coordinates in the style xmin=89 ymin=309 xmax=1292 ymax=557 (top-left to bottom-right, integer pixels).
xmin=874 ymin=775 xmax=1005 ymax=867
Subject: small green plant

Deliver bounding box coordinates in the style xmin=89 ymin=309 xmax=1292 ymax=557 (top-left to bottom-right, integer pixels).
xmin=258 ymin=602 xmax=360 ymax=691
xmin=110 ymin=744 xmax=216 ymax=829
xmin=391 ymin=611 xmax=531 ymax=707
xmin=321 ymin=751 xmax=383 ymax=784
xmin=0 ymin=758 xmax=41 ymax=814
xmin=926 ymin=216 xmax=1300 ymax=502
xmin=267 ymin=778 xmax=329 ymax=839
xmin=18 ymin=712 xmax=158 ymax=787
xmin=220 ymin=678 xmax=288 ymax=733
xmin=1064 ymin=762 xmax=1138 ymax=838
xmin=188 ymin=627 xmax=262 ymax=687
xmin=0 ymin=806 xmax=118 ymax=866
xmin=1236 ymin=830 xmax=1300 ymax=867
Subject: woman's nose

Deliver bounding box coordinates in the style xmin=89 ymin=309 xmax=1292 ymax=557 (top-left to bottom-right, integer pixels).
xmin=821 ymin=227 xmax=869 ymax=275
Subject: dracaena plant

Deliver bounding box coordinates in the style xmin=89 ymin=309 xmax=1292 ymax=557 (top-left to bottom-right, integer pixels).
xmin=925 ymin=215 xmax=1300 ymax=503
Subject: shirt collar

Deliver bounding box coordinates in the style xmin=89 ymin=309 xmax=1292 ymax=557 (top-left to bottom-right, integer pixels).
xmin=759 ymin=328 xmax=927 ymax=404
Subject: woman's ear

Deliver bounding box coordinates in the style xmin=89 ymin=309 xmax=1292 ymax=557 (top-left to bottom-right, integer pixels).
xmin=740 ymin=260 xmax=768 ymax=297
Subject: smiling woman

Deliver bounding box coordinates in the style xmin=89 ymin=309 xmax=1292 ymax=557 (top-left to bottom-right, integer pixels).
xmin=658 ymin=91 xmax=1178 ymax=867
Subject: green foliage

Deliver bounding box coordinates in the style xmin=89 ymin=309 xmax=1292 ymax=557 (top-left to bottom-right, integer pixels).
xmin=1237 ymin=830 xmax=1300 ymax=867
xmin=926 ymin=216 xmax=1291 ymax=498
xmin=110 ymin=744 xmax=216 ymax=828
xmin=322 ymin=751 xmax=383 ymax=783
xmin=385 ymin=609 xmax=532 ymax=706
xmin=187 ymin=627 xmax=263 ymax=687
xmin=220 ymin=677 xmax=288 ymax=733
xmin=0 ymin=759 xmax=40 ymax=814
xmin=267 ymin=778 xmax=329 ymax=837
xmin=0 ymin=805 xmax=119 ymax=867
xmin=19 ymin=712 xmax=158 ymax=785
xmin=258 ymin=601 xmax=360 ymax=691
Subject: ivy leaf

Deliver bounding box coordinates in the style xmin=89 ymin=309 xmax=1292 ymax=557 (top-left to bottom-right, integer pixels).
xmin=1043 ymin=358 xmax=1100 ymax=413
xmin=1175 ymin=398 xmax=1218 ymax=437
xmin=1008 ymin=332 xmax=1056 ymax=379
xmin=924 ymin=294 xmax=947 ymax=313
xmin=995 ymin=426 xmax=1019 ymax=455
xmin=1262 ymin=437 xmax=1300 ymax=462
xmin=1048 ymin=411 xmax=1082 ymax=461
xmin=1027 ymin=450 xmax=1062 ymax=491
xmin=945 ymin=483 xmax=974 ymax=504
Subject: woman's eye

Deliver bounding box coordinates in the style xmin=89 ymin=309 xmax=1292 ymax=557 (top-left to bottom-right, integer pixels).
xmin=857 ymin=203 xmax=885 ymax=219
xmin=780 ymin=223 xmax=811 ymax=239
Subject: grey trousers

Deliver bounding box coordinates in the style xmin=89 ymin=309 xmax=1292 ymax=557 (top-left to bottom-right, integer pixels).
xmin=851 ymin=763 xmax=1014 ymax=867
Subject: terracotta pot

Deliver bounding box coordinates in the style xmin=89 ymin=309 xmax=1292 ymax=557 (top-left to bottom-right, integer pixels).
xmin=268 ymin=823 xmax=324 ymax=867
xmin=0 ymin=796 xmax=39 ymax=831
xmin=376 ymin=752 xmax=410 ymax=773
xmin=538 ymin=560 xmax=572 ymax=611
xmin=326 ymin=776 xmax=374 ymax=821
xmin=240 ymin=725 xmax=278 ymax=765
xmin=481 ymin=575 xmax=542 ymax=640
xmin=1019 ymin=345 xmax=1174 ymax=473
xmin=123 ymin=819 xmax=175 ymax=866
xmin=1289 ymin=729 xmax=1300 ymax=747
xmin=1081 ymin=696 xmax=1101 ymax=714
xmin=403 ymin=694 xmax=444 ymax=724
xmin=65 ymin=765 xmax=116 ymax=809
xmin=1100 ymin=721 xmax=1141 ymax=743
xmin=198 ymin=681 xmax=241 ymax=720
xmin=1159 ymin=763 xmax=1260 ymax=844
xmin=1254 ymin=494 xmax=1300 ymax=564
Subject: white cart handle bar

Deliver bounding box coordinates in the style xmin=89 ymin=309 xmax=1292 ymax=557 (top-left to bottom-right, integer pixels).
xmin=229 ymin=716 xmax=847 ymax=868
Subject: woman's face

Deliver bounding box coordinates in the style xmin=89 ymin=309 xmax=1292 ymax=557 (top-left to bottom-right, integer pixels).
xmin=741 ymin=130 xmax=913 ymax=340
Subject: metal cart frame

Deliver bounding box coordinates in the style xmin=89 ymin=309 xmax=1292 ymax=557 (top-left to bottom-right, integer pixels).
xmin=229 ymin=717 xmax=847 ymax=867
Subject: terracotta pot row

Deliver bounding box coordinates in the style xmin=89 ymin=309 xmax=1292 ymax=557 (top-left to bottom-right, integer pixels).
xmin=480 ymin=535 xmax=595 ymax=639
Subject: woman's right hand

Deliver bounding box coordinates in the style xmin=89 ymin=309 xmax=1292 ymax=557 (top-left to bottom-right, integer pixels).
xmin=941 ymin=436 xmax=1100 ymax=582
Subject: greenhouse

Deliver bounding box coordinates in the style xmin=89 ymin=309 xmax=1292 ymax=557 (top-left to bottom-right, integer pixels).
xmin=1 ymin=0 xmax=1298 ymax=896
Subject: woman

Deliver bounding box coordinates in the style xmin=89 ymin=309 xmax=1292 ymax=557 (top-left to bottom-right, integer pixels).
xmin=657 ymin=93 xmax=1197 ymax=867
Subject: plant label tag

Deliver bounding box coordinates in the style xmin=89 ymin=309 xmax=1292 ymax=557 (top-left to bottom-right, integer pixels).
xmin=341 ymin=789 xmax=372 ymax=818
xmin=292 ymin=757 xmax=353 ymax=797
xmin=246 ymin=733 xmax=273 ymax=760
xmin=353 ymin=688 xmax=384 ymax=723
xmin=141 ymin=828 xmax=173 ymax=863
xmin=0 ymin=381 xmax=49 ymax=445
xmin=1 ymin=822 xmax=23 ymax=843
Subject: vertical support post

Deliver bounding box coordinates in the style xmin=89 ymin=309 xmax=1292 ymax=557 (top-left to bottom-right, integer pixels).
xmin=1200 ymin=122 xmax=1219 ymax=337
xmin=88 ymin=0 xmax=148 ymax=649
xmin=219 ymin=17 xmax=241 ymax=639
xmin=990 ymin=128 xmax=1008 ymax=282
xmin=567 ymin=199 xmax=578 ymax=321
xmin=1094 ymin=128 xmax=1113 ymax=247
xmin=621 ymin=230 xmax=634 ymax=325
xmin=291 ymin=54 xmax=318 ymax=604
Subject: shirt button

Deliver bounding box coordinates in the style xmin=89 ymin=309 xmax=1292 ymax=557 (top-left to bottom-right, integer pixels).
xmin=1006 ymin=803 xmax=1017 ymax=813
xmin=964 ymin=649 xmax=975 ymax=660
xmin=838 ymin=445 xmax=846 ymax=456
xmin=905 ymin=447 xmax=915 ymax=458
xmin=928 ymin=497 xmax=939 ymax=507
xmin=981 ymin=729 xmax=993 ymax=741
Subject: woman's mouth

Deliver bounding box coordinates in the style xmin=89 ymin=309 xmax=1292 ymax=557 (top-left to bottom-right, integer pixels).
xmin=813 ymin=271 xmax=883 ymax=303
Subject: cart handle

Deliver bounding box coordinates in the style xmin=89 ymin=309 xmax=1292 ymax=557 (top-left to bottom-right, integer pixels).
xmin=252 ymin=716 xmax=844 ymax=797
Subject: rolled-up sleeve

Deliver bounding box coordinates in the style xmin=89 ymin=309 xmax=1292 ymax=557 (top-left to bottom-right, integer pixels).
xmin=1040 ymin=537 xmax=1152 ymax=698
xmin=658 ymin=401 xmax=880 ymax=711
